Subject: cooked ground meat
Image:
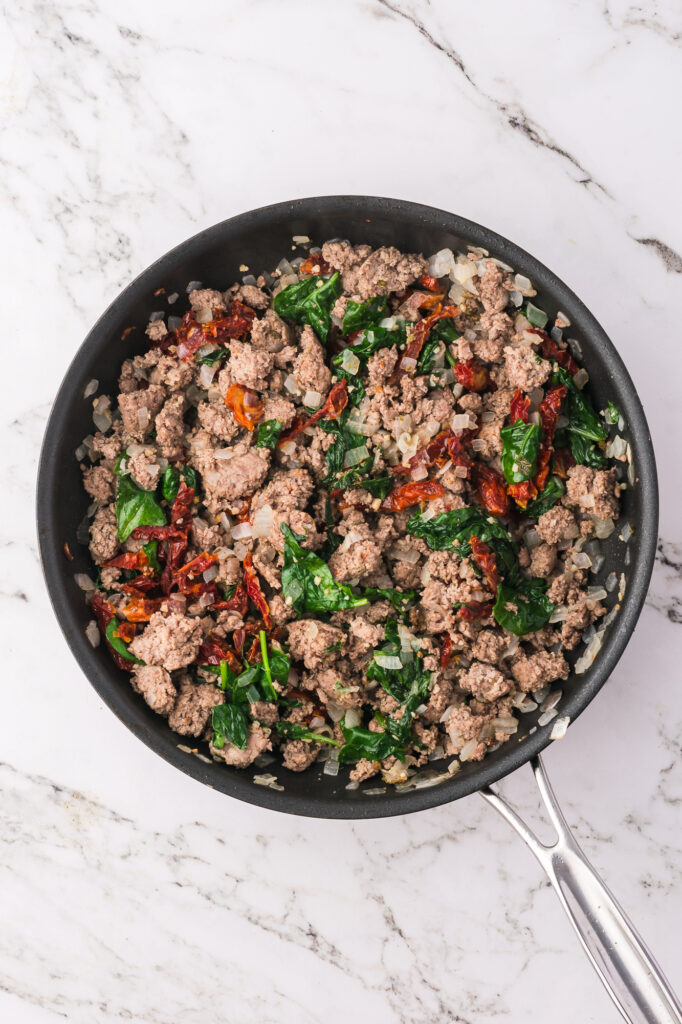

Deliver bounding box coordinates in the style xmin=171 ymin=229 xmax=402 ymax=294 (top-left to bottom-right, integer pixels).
xmin=80 ymin=240 xmax=622 ymax=782
xmin=131 ymin=665 xmax=177 ymax=715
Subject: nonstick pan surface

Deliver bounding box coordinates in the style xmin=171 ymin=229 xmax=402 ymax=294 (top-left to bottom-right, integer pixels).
xmin=36 ymin=196 xmax=658 ymax=818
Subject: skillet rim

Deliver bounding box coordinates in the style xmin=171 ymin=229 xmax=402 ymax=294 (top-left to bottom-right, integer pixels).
xmin=36 ymin=195 xmax=659 ymax=819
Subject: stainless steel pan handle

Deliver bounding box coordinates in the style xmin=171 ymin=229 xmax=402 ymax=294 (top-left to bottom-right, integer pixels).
xmin=480 ymin=755 xmax=682 ymax=1023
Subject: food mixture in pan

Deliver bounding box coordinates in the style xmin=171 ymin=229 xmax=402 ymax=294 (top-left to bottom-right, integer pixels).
xmin=77 ymin=239 xmax=629 ymax=787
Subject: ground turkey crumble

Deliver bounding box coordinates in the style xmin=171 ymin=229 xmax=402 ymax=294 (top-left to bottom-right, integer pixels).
xmin=79 ymin=239 xmax=624 ymax=786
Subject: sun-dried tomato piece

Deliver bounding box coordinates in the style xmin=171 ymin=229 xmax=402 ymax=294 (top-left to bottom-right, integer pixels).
xmin=457 ymin=601 xmax=494 ymax=621
xmin=538 ymin=385 xmax=566 ymax=441
xmin=243 ymin=552 xmax=272 ymax=630
xmin=244 ymin=636 xmax=262 ymax=665
xmin=440 ymin=633 xmax=455 ymax=669
xmin=278 ymin=380 xmax=348 ymax=446
xmin=533 ymin=331 xmax=579 ymax=376
xmin=212 ymin=580 xmax=249 ymax=617
xmin=395 ymin=429 xmax=473 ymax=478
xmin=102 ymin=551 xmax=150 ymax=571
xmin=196 ymin=636 xmax=242 ymax=675
xmin=454 ymin=358 xmax=491 ymax=392
xmin=120 ymin=575 xmax=161 ymax=594
xmin=207 ymin=300 xmax=256 ymax=342
xmin=392 ymin=304 xmax=458 ymax=381
xmin=381 ymin=479 xmax=445 ymax=511
xmin=552 ymin=446 xmax=575 ymax=478
xmin=90 ymin=591 xmax=135 ymax=672
xmin=225 ymin=383 xmax=264 ymax=431
xmin=299 ymin=253 xmax=331 ymax=276
xmin=113 ymin=619 xmax=137 ymax=642
xmin=420 ymin=274 xmax=441 ymax=292
xmin=509 ymin=388 xmax=530 ymax=424
xmin=120 ymin=595 xmax=164 ymax=623
xmin=507 ymin=478 xmax=537 ymax=509
xmin=469 ymin=536 xmax=501 ymax=592
xmin=474 ymin=465 xmax=509 ymax=517
xmin=173 ymin=552 xmax=217 ymax=583
xmin=174 ymin=303 xmax=256 ymax=361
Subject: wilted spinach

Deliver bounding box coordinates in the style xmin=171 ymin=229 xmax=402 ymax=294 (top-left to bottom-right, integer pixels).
xmin=273 ymin=272 xmax=342 ymax=343
xmin=280 ymin=524 xmax=368 ymax=614
xmin=161 ymin=464 xmax=197 ymax=502
xmin=493 ymin=579 xmax=554 ymax=636
xmin=417 ymin=319 xmax=461 ymax=374
xmin=105 ymin=618 xmax=144 ymax=664
xmin=255 ymin=419 xmax=283 ymax=449
xmin=211 ymin=704 xmax=249 ymax=750
xmin=500 ymin=420 xmax=542 ymax=484
xmin=275 ymin=721 xmax=341 ymax=746
xmin=115 ymin=472 xmax=166 ymax=542
xmin=342 ymin=295 xmax=388 ymax=334
xmin=338 ymin=725 xmax=402 ymax=764
xmin=365 ymin=620 xmax=432 ymax=746
xmin=142 ymin=540 xmax=161 ymax=573
xmin=553 ymin=367 xmax=607 ymax=467
xmin=524 ymin=475 xmax=565 ymax=518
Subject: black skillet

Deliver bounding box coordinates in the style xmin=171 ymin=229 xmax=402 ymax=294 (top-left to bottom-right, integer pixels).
xmin=37 ymin=198 xmax=680 ymax=1021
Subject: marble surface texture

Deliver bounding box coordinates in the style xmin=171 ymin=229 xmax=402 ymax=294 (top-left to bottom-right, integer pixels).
xmin=1 ymin=1 xmax=681 ymax=1021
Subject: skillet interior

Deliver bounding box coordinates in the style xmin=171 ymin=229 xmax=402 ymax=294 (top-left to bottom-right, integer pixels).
xmin=37 ymin=196 xmax=658 ymax=818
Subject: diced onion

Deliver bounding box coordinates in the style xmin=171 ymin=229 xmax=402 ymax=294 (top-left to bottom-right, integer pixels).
xmin=83 ymin=379 xmax=99 ymax=398
xmin=343 ymin=444 xmax=368 ymax=468
xmin=592 ymin=516 xmax=615 ymax=539
xmin=549 ymin=605 xmax=569 ymax=623
xmin=199 ymin=363 xmax=217 ymax=388
xmin=586 ymin=586 xmax=607 ymax=601
xmin=74 ymin=573 xmax=96 ymax=591
xmin=85 ymin=620 xmax=100 ymax=647
xmin=284 ymin=374 xmax=302 ymax=395
xmin=411 ymin=464 xmax=429 ymax=482
xmin=136 ymin=407 xmax=149 ymax=429
xmin=573 ymin=368 xmax=589 ymax=390
xmin=231 ymin=522 xmax=253 ymax=540
xmin=575 ymin=632 xmax=604 ymax=674
xmin=202 ymin=564 xmax=218 ymax=582
xmin=606 ymin=435 xmax=628 ymax=459
xmin=449 ymin=413 xmax=472 ymax=432
xmin=214 ymin=448 xmax=235 ymax=460
xmin=550 ymin=716 xmax=570 ymax=740
xmin=252 ymin=505 xmax=274 ymax=539
xmin=605 ymin=572 xmax=618 ymax=592
xmin=399 ymin=356 xmax=417 ymax=373
xmin=340 ymin=349 xmax=360 ymax=375
xmin=374 ymin=654 xmax=403 ymax=671
xmin=513 ymin=273 xmax=534 ymax=295
xmin=571 ymin=552 xmax=592 ymax=569
xmin=303 ymin=389 xmax=323 ymax=409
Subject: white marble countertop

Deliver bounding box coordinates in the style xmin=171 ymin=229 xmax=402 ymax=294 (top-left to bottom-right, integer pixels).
xmin=2 ymin=1 xmax=681 ymax=1021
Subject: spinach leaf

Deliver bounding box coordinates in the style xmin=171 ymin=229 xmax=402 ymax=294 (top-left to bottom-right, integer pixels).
xmin=417 ymin=320 xmax=461 ymax=374
xmin=218 ymin=658 xmax=239 ymax=691
xmin=359 ymin=474 xmax=394 ymax=500
xmin=275 ymin=721 xmax=341 ymax=746
xmin=255 ymin=419 xmax=283 ymax=449
xmin=606 ymin=400 xmax=621 ymax=425
xmin=320 ymin=415 xmax=373 ymax=490
xmin=319 ymin=492 xmax=343 ymax=561
xmin=364 ymin=587 xmax=416 ymax=613
xmin=342 ymin=296 xmax=388 ymax=334
xmin=493 ymin=579 xmax=554 ymax=636
xmin=211 ymin=704 xmax=249 ymax=750
xmin=365 ymin=620 xmax=432 ymax=745
xmin=105 ymin=618 xmax=144 ymax=664
xmin=553 ymin=367 xmax=607 ymax=467
xmin=500 ymin=420 xmax=542 ymax=484
xmin=523 ymin=475 xmax=565 ymax=518
xmin=570 ymin=432 xmax=606 ymax=468
xmin=338 ymin=725 xmax=402 ymax=764
xmin=280 ymin=524 xmax=368 ymax=614
xmin=273 ymin=272 xmax=341 ymax=343
xmin=115 ymin=473 xmax=166 ymax=542
xmin=197 ymin=348 xmax=226 ymax=367
xmin=142 ymin=540 xmax=161 ymax=573
xmin=161 ymin=464 xmax=197 ymax=503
